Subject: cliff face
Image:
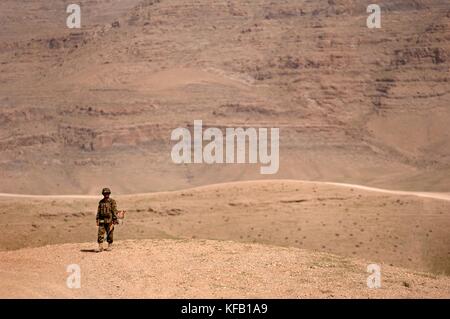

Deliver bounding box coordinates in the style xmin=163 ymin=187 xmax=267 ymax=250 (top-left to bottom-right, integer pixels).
xmin=0 ymin=0 xmax=449 ymax=194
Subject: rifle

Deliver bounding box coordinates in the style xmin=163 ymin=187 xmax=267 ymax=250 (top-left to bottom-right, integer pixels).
xmin=110 ymin=210 xmax=126 ymax=231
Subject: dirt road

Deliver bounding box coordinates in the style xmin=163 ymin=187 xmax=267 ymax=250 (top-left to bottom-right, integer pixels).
xmin=1 ymin=179 xmax=449 ymax=201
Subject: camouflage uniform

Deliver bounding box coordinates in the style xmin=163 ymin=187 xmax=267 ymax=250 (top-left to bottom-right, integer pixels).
xmin=96 ymin=197 xmax=118 ymax=244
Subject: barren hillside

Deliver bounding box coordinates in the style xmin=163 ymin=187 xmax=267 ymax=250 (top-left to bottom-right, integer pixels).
xmin=0 ymin=0 xmax=449 ymax=194
xmin=1 ymin=180 xmax=449 ymax=275
xmin=1 ymin=239 xmax=449 ymax=298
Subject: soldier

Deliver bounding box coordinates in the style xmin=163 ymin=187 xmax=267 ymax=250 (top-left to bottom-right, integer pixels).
xmin=96 ymin=187 xmax=119 ymax=252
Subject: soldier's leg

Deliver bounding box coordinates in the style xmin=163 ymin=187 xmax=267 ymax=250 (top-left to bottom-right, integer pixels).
xmin=107 ymin=224 xmax=114 ymax=244
xmin=97 ymin=224 xmax=106 ymax=244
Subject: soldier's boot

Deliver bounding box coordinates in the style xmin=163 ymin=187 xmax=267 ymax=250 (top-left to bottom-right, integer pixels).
xmin=98 ymin=243 xmax=104 ymax=252
xmin=107 ymin=243 xmax=113 ymax=251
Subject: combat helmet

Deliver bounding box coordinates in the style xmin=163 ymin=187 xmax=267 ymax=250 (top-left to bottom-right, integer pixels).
xmin=102 ymin=187 xmax=111 ymax=195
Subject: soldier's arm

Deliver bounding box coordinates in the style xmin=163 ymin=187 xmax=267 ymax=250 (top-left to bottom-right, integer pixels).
xmin=96 ymin=202 xmax=101 ymax=221
xmin=111 ymin=199 xmax=118 ymax=222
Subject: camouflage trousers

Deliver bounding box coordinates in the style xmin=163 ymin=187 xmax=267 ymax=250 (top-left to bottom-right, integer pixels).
xmin=97 ymin=223 xmax=114 ymax=244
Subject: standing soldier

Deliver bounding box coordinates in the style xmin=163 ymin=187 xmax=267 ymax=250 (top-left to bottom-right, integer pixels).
xmin=96 ymin=188 xmax=119 ymax=252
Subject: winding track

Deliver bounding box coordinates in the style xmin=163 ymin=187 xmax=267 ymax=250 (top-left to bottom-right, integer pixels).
xmin=0 ymin=180 xmax=449 ymax=201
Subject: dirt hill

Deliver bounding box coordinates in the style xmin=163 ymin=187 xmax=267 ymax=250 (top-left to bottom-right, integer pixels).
xmin=1 ymin=180 xmax=449 ymax=276
xmin=1 ymin=239 xmax=449 ymax=298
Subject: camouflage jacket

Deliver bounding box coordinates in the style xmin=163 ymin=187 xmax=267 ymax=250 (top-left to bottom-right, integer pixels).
xmin=96 ymin=198 xmax=118 ymax=224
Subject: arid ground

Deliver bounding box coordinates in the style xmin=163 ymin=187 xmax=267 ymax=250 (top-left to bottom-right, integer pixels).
xmin=0 ymin=180 xmax=449 ymax=298
xmin=0 ymin=0 xmax=449 ymax=298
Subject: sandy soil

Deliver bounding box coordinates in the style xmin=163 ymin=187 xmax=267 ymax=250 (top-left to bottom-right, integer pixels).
xmin=0 ymin=180 xmax=449 ymax=298
xmin=1 ymin=239 xmax=449 ymax=299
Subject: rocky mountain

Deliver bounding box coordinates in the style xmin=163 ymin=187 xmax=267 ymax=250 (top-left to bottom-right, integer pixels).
xmin=0 ymin=0 xmax=449 ymax=194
